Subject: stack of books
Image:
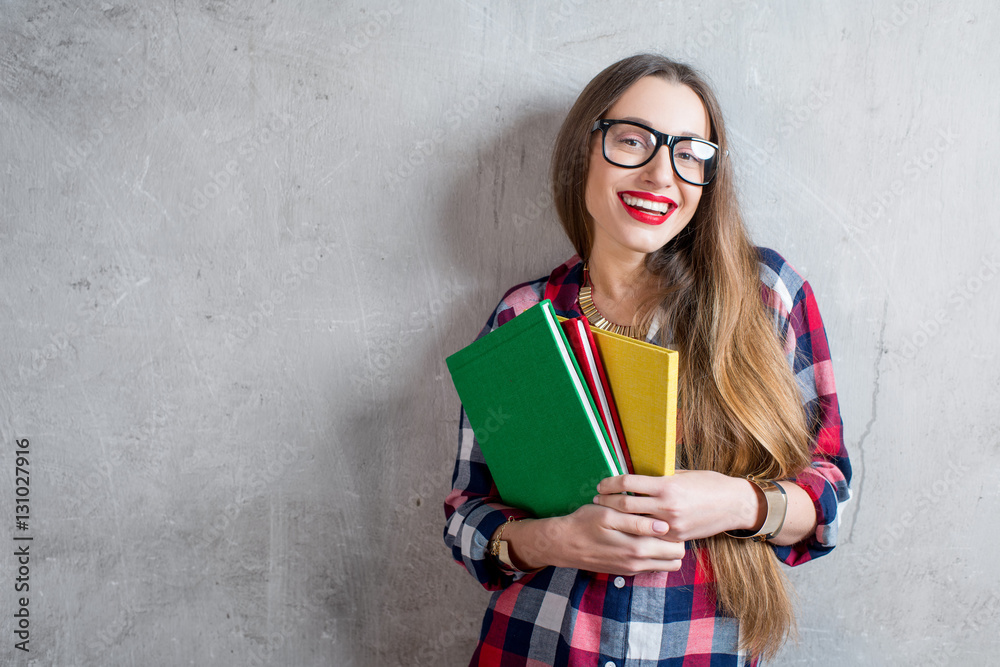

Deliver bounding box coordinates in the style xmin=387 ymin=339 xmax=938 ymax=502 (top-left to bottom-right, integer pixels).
xmin=445 ymin=300 xmax=678 ymax=518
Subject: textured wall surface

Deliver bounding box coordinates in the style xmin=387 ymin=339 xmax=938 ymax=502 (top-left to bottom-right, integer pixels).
xmin=1 ymin=1 xmax=998 ymax=665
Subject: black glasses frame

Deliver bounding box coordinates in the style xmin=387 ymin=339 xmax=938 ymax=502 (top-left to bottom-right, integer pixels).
xmin=591 ymin=119 xmax=722 ymax=186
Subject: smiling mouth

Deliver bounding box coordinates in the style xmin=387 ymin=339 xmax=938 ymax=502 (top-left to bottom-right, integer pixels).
xmin=619 ymin=192 xmax=676 ymax=217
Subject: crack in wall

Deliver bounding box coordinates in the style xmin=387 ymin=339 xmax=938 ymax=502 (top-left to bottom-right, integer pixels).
xmin=843 ymin=298 xmax=887 ymax=544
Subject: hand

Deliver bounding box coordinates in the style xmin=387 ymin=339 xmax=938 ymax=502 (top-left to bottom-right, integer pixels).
xmin=593 ymin=470 xmax=760 ymax=542
xmin=503 ymin=504 xmax=686 ymax=576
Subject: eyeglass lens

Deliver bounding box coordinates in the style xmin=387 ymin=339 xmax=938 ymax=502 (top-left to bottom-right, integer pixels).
xmin=603 ymin=122 xmax=717 ymax=184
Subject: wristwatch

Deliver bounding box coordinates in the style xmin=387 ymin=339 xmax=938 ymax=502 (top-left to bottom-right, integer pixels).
xmin=725 ymin=477 xmax=788 ymax=542
xmin=489 ymin=516 xmax=542 ymax=573
xmin=489 ymin=517 xmax=519 ymax=571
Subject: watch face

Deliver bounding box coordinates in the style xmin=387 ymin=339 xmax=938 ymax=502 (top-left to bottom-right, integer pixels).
xmin=498 ymin=541 xmax=515 ymax=569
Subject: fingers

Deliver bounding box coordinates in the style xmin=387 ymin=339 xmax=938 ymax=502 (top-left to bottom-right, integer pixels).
xmin=622 ymin=535 xmax=686 ymax=569
xmin=603 ymin=507 xmax=669 ymax=538
xmin=592 ymin=490 xmax=658 ymax=516
xmin=597 ymin=473 xmax=668 ymax=497
xmin=585 ymin=504 xmax=679 ymax=545
xmin=566 ymin=505 xmax=686 ymax=574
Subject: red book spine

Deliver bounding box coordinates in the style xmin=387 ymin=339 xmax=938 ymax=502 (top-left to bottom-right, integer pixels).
xmin=560 ymin=317 xmax=633 ymax=474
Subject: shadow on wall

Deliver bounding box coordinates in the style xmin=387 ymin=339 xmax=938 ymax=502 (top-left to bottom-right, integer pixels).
xmin=332 ymin=103 xmax=576 ymax=664
xmin=439 ymin=105 xmax=578 ymax=297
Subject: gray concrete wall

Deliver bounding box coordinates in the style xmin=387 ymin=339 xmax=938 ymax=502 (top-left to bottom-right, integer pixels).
xmin=1 ymin=1 xmax=997 ymax=665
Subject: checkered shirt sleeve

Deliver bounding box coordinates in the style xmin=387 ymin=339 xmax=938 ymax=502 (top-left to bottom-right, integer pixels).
xmin=442 ymin=276 xmax=551 ymax=590
xmin=757 ymin=247 xmax=852 ymax=566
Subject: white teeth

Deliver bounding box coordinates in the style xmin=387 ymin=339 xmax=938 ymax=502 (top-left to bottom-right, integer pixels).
xmin=621 ymin=193 xmax=670 ymax=214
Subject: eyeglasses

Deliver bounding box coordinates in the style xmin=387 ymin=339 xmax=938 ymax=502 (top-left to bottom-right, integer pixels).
xmin=591 ymin=119 xmax=721 ymax=186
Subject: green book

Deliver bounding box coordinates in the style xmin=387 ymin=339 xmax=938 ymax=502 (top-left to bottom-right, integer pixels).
xmin=446 ymin=300 xmax=622 ymax=518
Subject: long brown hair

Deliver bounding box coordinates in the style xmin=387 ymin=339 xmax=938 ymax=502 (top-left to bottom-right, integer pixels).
xmin=552 ymin=54 xmax=814 ymax=661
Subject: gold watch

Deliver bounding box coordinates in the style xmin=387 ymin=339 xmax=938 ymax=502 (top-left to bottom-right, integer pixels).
xmin=489 ymin=517 xmax=542 ymax=573
xmin=725 ymin=477 xmax=788 ymax=542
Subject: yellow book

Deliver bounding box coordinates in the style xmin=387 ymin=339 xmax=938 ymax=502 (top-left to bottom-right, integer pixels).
xmin=588 ymin=327 xmax=678 ymax=476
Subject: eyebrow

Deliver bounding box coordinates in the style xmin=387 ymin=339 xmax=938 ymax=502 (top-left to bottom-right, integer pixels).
xmin=619 ymin=115 xmax=707 ymax=140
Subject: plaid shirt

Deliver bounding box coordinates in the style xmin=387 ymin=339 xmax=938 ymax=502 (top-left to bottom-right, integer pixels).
xmin=443 ymin=250 xmax=852 ymax=666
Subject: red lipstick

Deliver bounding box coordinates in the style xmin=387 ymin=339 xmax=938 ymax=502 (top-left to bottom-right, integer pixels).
xmin=618 ymin=191 xmax=676 ymax=226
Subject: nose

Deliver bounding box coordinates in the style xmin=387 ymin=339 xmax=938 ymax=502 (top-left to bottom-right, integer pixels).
xmin=639 ymin=145 xmax=678 ymax=188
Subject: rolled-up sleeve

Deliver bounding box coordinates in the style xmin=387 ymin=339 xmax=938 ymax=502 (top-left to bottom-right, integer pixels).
xmin=442 ymin=289 xmax=543 ymax=589
xmin=443 ymin=406 xmax=533 ymax=590
xmin=760 ymin=255 xmax=852 ymax=566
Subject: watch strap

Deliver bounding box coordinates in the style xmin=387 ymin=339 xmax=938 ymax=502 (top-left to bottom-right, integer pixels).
xmin=725 ymin=477 xmax=788 ymax=542
xmin=489 ymin=516 xmax=543 ymax=573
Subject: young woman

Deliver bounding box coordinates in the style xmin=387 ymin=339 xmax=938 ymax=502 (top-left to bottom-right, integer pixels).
xmin=444 ymin=54 xmax=851 ymax=666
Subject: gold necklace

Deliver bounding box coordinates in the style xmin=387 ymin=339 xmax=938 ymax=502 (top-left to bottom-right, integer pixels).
xmin=578 ymin=264 xmax=647 ymax=340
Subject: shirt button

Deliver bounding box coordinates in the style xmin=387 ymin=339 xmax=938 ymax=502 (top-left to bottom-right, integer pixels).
xmin=605 ymin=662 xmax=617 ymax=667
xmin=614 ymin=576 xmax=625 ymax=588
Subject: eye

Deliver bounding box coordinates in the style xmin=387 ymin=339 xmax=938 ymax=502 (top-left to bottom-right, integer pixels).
xmin=614 ymin=133 xmax=652 ymax=151
xmin=674 ymin=140 xmax=715 ymax=163
xmin=674 ymin=150 xmax=703 ymax=164
xmin=605 ymin=123 xmax=655 ymax=153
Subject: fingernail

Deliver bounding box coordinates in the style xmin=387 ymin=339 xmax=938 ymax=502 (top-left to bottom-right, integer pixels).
xmin=592 ymin=496 xmax=600 ymax=504
xmin=652 ymin=521 xmax=668 ymax=533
